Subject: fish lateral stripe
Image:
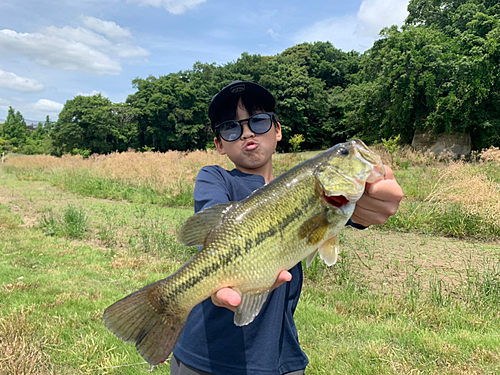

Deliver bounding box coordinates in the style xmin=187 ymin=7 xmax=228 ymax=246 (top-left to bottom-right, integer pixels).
xmin=167 ymin=241 xmax=250 ymax=299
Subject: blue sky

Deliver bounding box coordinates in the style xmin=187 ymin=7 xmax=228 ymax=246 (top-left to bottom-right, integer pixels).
xmin=0 ymin=0 xmax=409 ymax=123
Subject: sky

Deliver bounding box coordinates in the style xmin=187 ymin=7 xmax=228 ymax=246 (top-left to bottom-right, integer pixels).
xmin=0 ymin=0 xmax=410 ymax=123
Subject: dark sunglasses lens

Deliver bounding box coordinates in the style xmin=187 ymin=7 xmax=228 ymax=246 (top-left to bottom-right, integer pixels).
xmin=249 ymin=114 xmax=272 ymax=134
xmin=219 ymin=121 xmax=242 ymax=142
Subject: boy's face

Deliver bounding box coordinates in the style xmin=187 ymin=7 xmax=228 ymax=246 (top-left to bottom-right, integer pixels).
xmin=214 ymin=99 xmax=282 ymax=176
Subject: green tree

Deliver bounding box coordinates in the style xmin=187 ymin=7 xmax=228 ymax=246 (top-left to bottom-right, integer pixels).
xmin=21 ymin=116 xmax=54 ymax=155
xmin=53 ymin=94 xmax=138 ymax=155
xmin=127 ymin=73 xmax=210 ymax=152
xmin=343 ymin=0 xmax=500 ymax=149
xmin=1 ymin=107 xmax=28 ymax=148
xmin=264 ymin=43 xmax=359 ymax=150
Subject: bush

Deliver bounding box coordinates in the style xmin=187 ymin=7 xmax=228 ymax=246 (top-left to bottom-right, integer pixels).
xmin=289 ymin=134 xmax=305 ymax=153
xmin=39 ymin=204 xmax=88 ymax=239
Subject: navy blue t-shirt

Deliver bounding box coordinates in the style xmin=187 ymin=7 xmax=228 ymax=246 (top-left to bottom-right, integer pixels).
xmin=173 ymin=165 xmax=309 ymax=375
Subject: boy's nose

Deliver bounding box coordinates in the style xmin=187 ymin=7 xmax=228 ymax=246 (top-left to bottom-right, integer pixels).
xmin=240 ymin=122 xmax=255 ymax=140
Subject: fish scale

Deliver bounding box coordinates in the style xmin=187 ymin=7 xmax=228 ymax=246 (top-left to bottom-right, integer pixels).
xmin=103 ymin=139 xmax=385 ymax=367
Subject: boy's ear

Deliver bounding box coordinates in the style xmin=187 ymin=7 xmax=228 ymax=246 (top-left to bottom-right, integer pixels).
xmin=275 ymin=122 xmax=282 ymax=142
xmin=214 ymin=137 xmax=226 ymax=155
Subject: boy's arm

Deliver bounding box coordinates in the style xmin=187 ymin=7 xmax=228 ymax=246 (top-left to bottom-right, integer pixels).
xmin=350 ymin=165 xmax=403 ymax=227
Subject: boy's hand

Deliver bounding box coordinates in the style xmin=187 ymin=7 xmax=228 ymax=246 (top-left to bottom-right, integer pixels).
xmin=350 ymin=165 xmax=403 ymax=227
xmin=211 ymin=270 xmax=292 ymax=312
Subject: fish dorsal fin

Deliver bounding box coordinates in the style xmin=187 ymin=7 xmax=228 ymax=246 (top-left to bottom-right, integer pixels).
xmin=319 ymin=236 xmax=340 ymax=266
xmin=298 ymin=211 xmax=329 ymax=246
xmin=178 ymin=202 xmax=235 ymax=246
xmin=306 ymin=249 xmax=318 ymax=268
xmin=234 ymin=290 xmax=270 ymax=327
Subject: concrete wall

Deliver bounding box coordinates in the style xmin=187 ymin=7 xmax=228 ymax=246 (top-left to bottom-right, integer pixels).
xmin=411 ymin=129 xmax=471 ymax=158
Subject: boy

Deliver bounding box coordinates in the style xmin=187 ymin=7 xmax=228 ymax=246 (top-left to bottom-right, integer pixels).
xmin=171 ymin=81 xmax=403 ymax=375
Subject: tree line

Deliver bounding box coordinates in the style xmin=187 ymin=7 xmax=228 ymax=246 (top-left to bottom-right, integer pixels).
xmin=1 ymin=0 xmax=498 ymax=157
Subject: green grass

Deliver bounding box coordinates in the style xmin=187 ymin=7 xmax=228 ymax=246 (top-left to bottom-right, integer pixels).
xmin=39 ymin=204 xmax=89 ymax=238
xmin=298 ymin=247 xmax=500 ymax=374
xmin=5 ymin=151 xmax=500 ymax=239
xmin=297 ymin=287 xmax=500 ymax=375
xmin=1 ymin=167 xmax=500 ymax=374
xmin=0 ymin=222 xmax=160 ymax=374
xmin=0 ymin=172 xmax=194 ymax=374
xmin=0 ymin=203 xmax=23 ymax=229
xmin=9 ymin=166 xmax=194 ymax=207
xmin=381 ymin=164 xmax=500 ymax=238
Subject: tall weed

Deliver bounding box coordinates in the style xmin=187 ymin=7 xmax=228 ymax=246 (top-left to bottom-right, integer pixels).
xmin=5 ymin=146 xmax=500 ymax=239
xmin=38 ymin=204 xmax=88 ymax=239
xmin=5 ymin=150 xmax=233 ymax=207
xmin=463 ymin=257 xmax=500 ymax=310
xmin=63 ymin=204 xmax=88 ymax=239
xmin=386 ymin=160 xmax=500 ymax=238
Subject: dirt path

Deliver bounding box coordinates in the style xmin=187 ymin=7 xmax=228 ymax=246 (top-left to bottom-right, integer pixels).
xmin=342 ymin=227 xmax=499 ymax=295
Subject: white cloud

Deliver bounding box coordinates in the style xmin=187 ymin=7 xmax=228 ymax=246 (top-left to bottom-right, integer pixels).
xmin=356 ymin=0 xmax=409 ymax=37
xmin=294 ymin=0 xmax=409 ymax=52
xmin=0 ymin=18 xmax=149 ymax=76
xmin=294 ymin=15 xmax=375 ymax=52
xmin=32 ymin=99 xmax=64 ymax=112
xmin=127 ymin=0 xmax=206 ymax=14
xmin=268 ymin=29 xmax=279 ymax=41
xmin=82 ymin=16 xmax=132 ymax=40
xmin=0 ymin=29 xmax=120 ymax=75
xmin=0 ymin=98 xmax=64 ymax=121
xmin=76 ymin=90 xmax=108 ymax=97
xmin=0 ymin=70 xmax=44 ymax=93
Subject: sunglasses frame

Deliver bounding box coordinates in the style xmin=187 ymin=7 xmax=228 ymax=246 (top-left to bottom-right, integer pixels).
xmin=215 ymin=112 xmax=275 ymax=142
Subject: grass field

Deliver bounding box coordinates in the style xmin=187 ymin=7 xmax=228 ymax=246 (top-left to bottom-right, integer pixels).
xmin=1 ymin=147 xmax=499 ymax=374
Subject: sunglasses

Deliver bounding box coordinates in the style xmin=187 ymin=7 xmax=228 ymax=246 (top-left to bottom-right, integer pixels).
xmin=215 ymin=112 xmax=274 ymax=142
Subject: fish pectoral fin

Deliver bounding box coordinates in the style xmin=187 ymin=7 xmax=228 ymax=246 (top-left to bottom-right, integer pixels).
xmin=319 ymin=236 xmax=340 ymax=266
xmin=306 ymin=249 xmax=318 ymax=268
xmin=178 ymin=202 xmax=234 ymax=246
xmin=234 ymin=290 xmax=270 ymax=327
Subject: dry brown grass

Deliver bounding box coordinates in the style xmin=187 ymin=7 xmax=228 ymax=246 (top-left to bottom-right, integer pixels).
xmin=423 ymin=161 xmax=500 ymax=230
xmin=4 ymin=146 xmax=500 ymax=232
xmin=6 ymin=150 xmax=234 ymax=192
xmin=372 ymin=143 xmax=500 ymax=169
xmin=0 ymin=308 xmax=55 ymax=374
xmin=370 ymin=144 xmax=467 ymax=168
xmin=1 ymin=281 xmax=40 ymax=293
xmin=477 ymin=145 xmax=500 ymax=163
xmin=372 ymin=145 xmax=500 ymax=233
xmin=84 ymin=150 xmax=234 ymax=190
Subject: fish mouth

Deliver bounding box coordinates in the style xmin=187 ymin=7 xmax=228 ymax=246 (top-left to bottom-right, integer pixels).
xmin=322 ymin=192 xmax=349 ymax=208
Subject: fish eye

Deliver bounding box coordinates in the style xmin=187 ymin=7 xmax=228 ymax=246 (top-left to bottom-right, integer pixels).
xmin=338 ymin=147 xmax=349 ymax=155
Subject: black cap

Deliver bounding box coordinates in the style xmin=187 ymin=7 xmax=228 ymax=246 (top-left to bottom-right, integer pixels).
xmin=208 ymin=81 xmax=276 ymax=130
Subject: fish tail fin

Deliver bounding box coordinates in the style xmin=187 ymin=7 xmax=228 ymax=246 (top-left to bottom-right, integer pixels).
xmin=103 ymin=283 xmax=186 ymax=366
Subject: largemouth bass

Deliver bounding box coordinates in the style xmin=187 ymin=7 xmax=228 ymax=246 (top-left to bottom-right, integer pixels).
xmin=103 ymin=139 xmax=385 ymax=366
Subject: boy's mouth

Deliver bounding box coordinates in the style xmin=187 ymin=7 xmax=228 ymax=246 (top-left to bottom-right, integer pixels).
xmin=244 ymin=141 xmax=258 ymax=151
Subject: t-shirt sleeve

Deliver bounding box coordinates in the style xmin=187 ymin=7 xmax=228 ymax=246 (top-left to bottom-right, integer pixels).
xmin=347 ymin=218 xmax=367 ymax=230
xmin=193 ymin=166 xmax=232 ymax=213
